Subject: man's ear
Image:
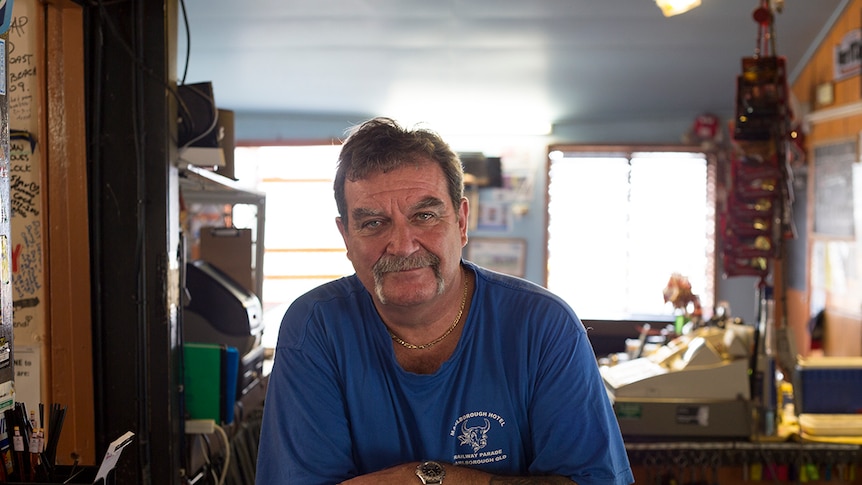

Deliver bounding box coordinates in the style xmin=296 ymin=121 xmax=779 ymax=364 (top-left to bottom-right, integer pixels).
xmin=336 ymin=217 xmax=353 ymax=262
xmin=458 ymin=197 xmax=469 ymax=247
xmin=336 ymin=216 xmax=348 ymax=244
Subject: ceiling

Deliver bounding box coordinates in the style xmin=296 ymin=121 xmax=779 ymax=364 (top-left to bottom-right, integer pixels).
xmin=178 ymin=0 xmax=849 ymax=142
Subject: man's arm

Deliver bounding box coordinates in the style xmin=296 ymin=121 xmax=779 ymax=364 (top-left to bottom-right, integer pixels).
xmin=339 ymin=462 xmax=577 ymax=485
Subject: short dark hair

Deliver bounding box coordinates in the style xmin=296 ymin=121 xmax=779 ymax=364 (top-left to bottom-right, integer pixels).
xmin=334 ymin=117 xmax=464 ymax=225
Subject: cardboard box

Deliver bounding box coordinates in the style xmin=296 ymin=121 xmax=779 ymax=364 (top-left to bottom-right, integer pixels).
xmin=199 ymin=227 xmax=254 ymax=294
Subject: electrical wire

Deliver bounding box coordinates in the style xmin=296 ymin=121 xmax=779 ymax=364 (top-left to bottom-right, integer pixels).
xmin=87 ymin=0 xmax=107 ymax=461
xmin=95 ymin=0 xmax=195 ymax=147
xmin=213 ymin=424 xmax=231 ymax=485
xmin=179 ymin=0 xmax=191 ymax=85
xmin=91 ymin=10 xmax=148 ymax=469
xmin=177 ymin=82 xmax=220 ymax=151
xmin=175 ymin=0 xmax=219 ymax=156
xmin=199 ymin=434 xmax=217 ymax=485
xmin=175 ymin=0 xmax=221 ymax=165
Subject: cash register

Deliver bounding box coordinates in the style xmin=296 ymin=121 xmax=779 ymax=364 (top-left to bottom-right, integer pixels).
xmin=600 ymin=323 xmax=755 ymax=438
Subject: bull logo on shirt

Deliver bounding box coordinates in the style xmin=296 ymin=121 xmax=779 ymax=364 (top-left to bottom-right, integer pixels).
xmin=458 ymin=418 xmax=490 ymax=452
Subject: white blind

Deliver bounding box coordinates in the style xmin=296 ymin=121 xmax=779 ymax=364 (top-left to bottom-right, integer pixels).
xmin=547 ymin=150 xmax=714 ymax=320
xmin=233 ymin=145 xmax=354 ymax=348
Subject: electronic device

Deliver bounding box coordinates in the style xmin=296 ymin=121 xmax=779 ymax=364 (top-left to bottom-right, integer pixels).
xmin=183 ymin=260 xmax=264 ymax=402
xmin=601 ymin=324 xmax=755 ymax=438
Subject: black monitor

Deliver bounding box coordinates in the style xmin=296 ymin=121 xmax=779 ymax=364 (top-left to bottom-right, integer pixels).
xmin=183 ymin=260 xmax=263 ymax=357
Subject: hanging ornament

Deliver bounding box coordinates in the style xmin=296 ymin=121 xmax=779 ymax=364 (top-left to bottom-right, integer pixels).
xmin=753 ymin=5 xmax=772 ymax=26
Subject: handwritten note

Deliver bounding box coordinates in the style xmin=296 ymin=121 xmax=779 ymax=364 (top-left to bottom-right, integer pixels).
xmin=12 ymin=345 xmax=39 ymax=413
xmin=7 ymin=12 xmax=36 ymax=128
xmin=8 ymin=1 xmax=45 ymax=350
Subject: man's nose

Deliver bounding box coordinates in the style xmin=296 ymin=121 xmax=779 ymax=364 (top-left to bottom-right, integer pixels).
xmin=387 ymin=220 xmax=419 ymax=255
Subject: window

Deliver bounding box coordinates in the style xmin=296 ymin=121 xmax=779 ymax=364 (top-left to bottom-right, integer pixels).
xmin=546 ymin=148 xmax=715 ymax=321
xmin=233 ymin=145 xmax=355 ymax=347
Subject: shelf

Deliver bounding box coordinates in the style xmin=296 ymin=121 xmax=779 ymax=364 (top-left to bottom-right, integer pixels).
xmin=180 ymin=166 xmax=267 ymax=302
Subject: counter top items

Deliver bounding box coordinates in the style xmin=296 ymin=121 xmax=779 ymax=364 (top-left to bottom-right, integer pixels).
xmin=795 ymin=356 xmax=862 ymax=415
xmin=795 ymin=356 xmax=862 ymax=444
xmin=798 ymin=414 xmax=862 ymax=443
xmin=601 ymin=323 xmax=755 ymax=439
xmin=94 ymin=431 xmax=135 ymax=484
xmin=626 ymin=440 xmax=861 ymax=483
xmin=662 ymin=273 xmax=702 ymax=334
xmin=2 ymin=402 xmax=67 ymax=483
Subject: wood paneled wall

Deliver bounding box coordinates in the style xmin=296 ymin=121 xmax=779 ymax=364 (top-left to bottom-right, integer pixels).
xmin=790 ymin=0 xmax=862 ymax=356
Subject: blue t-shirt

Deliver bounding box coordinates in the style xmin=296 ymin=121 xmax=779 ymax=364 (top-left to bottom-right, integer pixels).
xmin=256 ymin=261 xmax=633 ymax=485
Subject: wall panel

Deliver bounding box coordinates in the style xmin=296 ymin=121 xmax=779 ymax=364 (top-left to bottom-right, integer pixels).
xmin=791 ymin=0 xmax=862 ymax=356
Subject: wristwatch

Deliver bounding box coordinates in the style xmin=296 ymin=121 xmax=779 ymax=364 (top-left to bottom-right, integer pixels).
xmin=415 ymin=461 xmax=446 ymax=484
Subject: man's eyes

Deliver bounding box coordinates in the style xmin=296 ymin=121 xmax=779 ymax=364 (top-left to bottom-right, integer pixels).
xmin=357 ymin=212 xmax=438 ymax=230
xmin=415 ymin=212 xmax=437 ymax=222
xmin=360 ymin=219 xmax=383 ymax=230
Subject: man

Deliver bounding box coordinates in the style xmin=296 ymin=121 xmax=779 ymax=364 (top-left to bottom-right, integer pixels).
xmin=255 ymin=117 xmax=633 ymax=485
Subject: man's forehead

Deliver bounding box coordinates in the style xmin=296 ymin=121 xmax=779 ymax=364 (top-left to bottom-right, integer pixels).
xmin=346 ymin=163 xmax=445 ymax=191
xmin=348 ymin=191 xmax=447 ymax=215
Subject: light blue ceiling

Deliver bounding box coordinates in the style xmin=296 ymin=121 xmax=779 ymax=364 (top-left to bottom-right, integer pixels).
xmin=178 ymin=0 xmax=848 ymax=141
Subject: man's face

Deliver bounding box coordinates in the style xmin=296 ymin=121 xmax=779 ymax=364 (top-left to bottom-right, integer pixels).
xmin=336 ymin=158 xmax=468 ymax=309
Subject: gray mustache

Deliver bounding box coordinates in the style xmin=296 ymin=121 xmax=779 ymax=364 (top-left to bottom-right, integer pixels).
xmin=374 ymin=253 xmax=440 ymax=274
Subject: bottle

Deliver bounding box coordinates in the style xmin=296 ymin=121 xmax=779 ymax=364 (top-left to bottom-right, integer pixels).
xmin=752 ymin=285 xmax=777 ymax=438
xmin=12 ymin=425 xmax=27 ymax=481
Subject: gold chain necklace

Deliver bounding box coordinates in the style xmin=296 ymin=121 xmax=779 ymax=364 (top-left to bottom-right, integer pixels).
xmin=388 ymin=271 xmax=468 ymax=350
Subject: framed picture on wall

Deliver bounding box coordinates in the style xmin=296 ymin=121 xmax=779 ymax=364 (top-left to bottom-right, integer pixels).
xmin=476 ymin=200 xmax=510 ymax=231
xmin=466 ymin=238 xmax=526 ymax=277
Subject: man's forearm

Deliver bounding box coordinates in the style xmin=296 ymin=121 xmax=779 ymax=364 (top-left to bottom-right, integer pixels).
xmin=489 ymin=477 xmax=576 ymax=485
xmin=340 ymin=462 xmax=576 ymax=485
xmin=446 ymin=463 xmax=576 ymax=485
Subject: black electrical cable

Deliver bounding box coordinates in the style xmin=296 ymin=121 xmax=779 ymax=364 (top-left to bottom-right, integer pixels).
xmin=180 ymin=0 xmax=191 ymax=85
xmin=93 ymin=0 xmax=148 ymax=476
xmin=94 ymin=0 xmax=192 ymax=146
xmin=130 ymin=0 xmax=151 ymax=479
xmin=177 ymin=83 xmax=219 ymax=151
xmin=86 ymin=0 xmax=110 ymax=469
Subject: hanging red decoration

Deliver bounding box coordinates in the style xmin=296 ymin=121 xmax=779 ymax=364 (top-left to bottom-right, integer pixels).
xmin=753 ymin=6 xmax=772 ymax=26
xmin=722 ymin=0 xmax=796 ymax=280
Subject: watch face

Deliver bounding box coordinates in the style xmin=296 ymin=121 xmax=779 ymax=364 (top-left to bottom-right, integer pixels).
xmin=418 ymin=461 xmax=445 ymax=480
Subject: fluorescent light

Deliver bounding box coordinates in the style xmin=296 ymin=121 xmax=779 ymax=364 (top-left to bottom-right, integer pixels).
xmin=396 ymin=115 xmax=552 ymax=137
xmin=435 ymin=120 xmax=552 ymax=137
xmin=655 ymin=0 xmax=701 ymax=17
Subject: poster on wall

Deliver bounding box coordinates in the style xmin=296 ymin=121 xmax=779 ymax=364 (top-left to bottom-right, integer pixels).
xmin=835 ymin=27 xmax=861 ymax=81
xmin=477 ymin=201 xmax=510 ymax=232
xmin=813 ymin=141 xmax=855 ymax=236
xmin=0 ymin=1 xmax=14 ymax=35
xmin=466 ymin=238 xmax=526 ymax=277
xmin=808 ymin=142 xmax=862 ymax=318
xmin=855 ymin=163 xmax=862 ymax=300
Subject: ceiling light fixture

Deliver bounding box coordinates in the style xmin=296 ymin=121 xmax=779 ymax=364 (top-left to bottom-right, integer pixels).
xmin=655 ymin=0 xmax=701 ymax=17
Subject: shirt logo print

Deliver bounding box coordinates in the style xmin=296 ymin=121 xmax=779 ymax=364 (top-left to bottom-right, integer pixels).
xmin=457 ymin=418 xmax=490 ymax=453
